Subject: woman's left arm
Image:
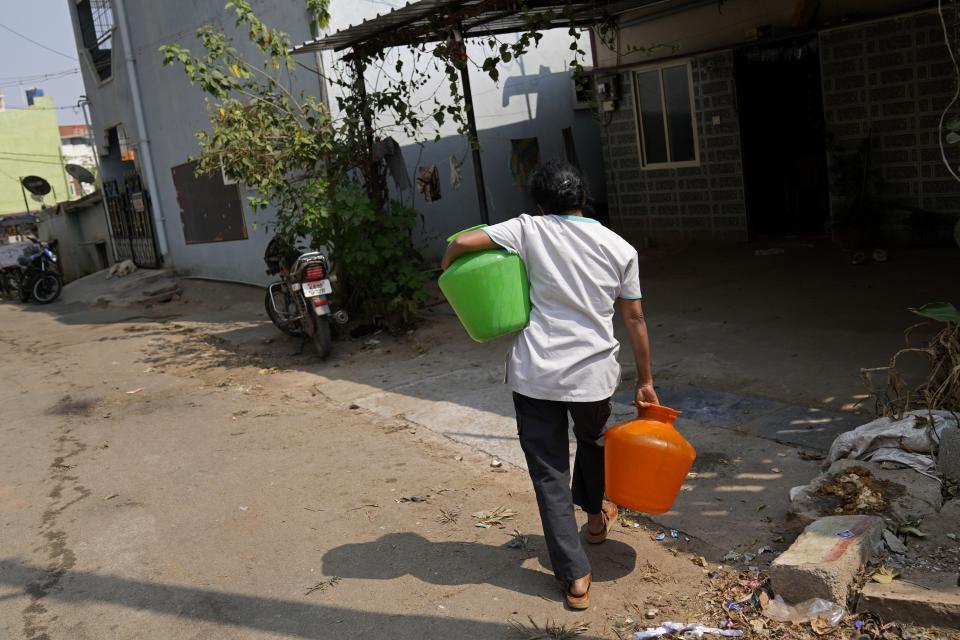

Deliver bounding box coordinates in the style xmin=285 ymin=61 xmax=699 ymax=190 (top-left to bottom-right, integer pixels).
xmin=440 ymin=230 xmax=498 ymax=270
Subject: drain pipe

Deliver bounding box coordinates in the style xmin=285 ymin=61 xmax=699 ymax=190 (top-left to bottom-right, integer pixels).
xmin=114 ymin=0 xmax=169 ymax=258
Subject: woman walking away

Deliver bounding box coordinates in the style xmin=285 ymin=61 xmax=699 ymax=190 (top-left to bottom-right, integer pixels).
xmin=440 ymin=160 xmax=658 ymax=610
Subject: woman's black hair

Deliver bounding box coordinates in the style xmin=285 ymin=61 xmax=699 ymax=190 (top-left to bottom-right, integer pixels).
xmin=528 ymin=160 xmax=588 ymax=214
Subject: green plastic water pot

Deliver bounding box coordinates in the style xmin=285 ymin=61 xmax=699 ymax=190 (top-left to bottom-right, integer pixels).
xmin=438 ymin=225 xmax=531 ymax=343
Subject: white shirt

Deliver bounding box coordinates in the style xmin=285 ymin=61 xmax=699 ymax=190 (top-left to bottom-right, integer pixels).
xmin=483 ymin=214 xmax=642 ymax=402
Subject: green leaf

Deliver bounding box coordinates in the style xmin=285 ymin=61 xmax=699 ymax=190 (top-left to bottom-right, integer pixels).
xmin=911 ymin=303 xmax=960 ymax=323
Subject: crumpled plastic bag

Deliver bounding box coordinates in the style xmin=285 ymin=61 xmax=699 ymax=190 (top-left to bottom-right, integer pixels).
xmin=633 ymin=622 xmax=744 ymax=638
xmin=762 ymin=595 xmax=844 ymax=626
xmin=827 ymin=410 xmax=958 ymax=475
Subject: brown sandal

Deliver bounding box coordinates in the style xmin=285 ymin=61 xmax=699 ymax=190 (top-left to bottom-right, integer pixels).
xmin=585 ymin=501 xmax=618 ymax=544
xmin=563 ymin=573 xmax=591 ymax=610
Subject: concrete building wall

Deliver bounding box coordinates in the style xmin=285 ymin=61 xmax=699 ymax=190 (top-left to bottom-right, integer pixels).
xmin=0 ymin=96 xmax=72 ymax=215
xmin=820 ymin=11 xmax=960 ymax=236
xmin=70 ymin=0 xmax=320 ymax=284
xmin=600 ymin=51 xmax=747 ymax=245
xmin=596 ymin=0 xmax=932 ymax=69
xmin=72 ymin=1 xmax=603 ymax=281
xmin=324 ymin=4 xmax=608 ymax=255
xmin=37 ymin=197 xmax=112 ymax=282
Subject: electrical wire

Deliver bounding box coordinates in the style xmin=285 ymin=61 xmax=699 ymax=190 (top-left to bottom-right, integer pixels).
xmin=0 ymin=155 xmax=66 ymax=166
xmin=0 ymin=150 xmax=72 ymax=159
xmin=938 ymin=0 xmax=960 ymax=183
xmin=0 ymin=22 xmax=77 ymax=60
xmin=0 ymin=68 xmax=79 ymax=82
xmin=0 ymin=71 xmax=79 ymax=90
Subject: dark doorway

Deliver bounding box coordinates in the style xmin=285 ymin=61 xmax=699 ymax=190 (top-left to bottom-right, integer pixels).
xmin=735 ymin=36 xmax=830 ymax=236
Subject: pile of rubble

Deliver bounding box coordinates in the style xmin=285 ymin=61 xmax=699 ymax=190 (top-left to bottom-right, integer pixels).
xmin=764 ymin=411 xmax=960 ymax=633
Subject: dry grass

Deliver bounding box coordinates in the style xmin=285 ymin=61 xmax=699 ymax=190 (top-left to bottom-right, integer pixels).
xmin=509 ymin=616 xmax=589 ymax=639
xmin=861 ymin=316 xmax=960 ymax=417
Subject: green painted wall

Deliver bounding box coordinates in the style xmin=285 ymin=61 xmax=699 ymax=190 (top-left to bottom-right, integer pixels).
xmin=0 ymin=96 xmax=73 ymax=215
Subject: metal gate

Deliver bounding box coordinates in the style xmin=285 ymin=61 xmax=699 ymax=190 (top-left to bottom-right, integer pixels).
xmin=103 ymin=174 xmax=162 ymax=268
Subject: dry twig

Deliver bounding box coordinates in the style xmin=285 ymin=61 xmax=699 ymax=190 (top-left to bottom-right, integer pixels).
xmin=861 ymin=315 xmax=960 ymax=417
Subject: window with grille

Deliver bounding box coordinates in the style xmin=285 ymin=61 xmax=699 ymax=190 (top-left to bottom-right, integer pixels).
xmin=76 ymin=0 xmax=113 ymax=81
xmin=632 ymin=62 xmax=699 ymax=169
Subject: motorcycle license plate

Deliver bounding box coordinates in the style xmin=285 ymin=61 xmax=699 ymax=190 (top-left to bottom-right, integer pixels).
xmin=301 ymin=280 xmax=332 ymax=297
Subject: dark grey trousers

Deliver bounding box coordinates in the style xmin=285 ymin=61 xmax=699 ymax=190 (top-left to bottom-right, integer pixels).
xmin=512 ymin=392 xmax=611 ymax=582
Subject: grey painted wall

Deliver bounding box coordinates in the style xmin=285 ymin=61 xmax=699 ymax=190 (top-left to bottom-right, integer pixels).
xmin=71 ymin=1 xmax=607 ymax=283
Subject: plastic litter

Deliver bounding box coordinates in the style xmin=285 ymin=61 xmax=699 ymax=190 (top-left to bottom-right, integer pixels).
xmin=126 ymin=387 xmax=144 ymax=394
xmin=472 ymin=506 xmax=517 ymax=528
xmin=836 ymin=529 xmax=856 ymax=539
xmin=633 ymin=622 xmax=744 ymax=638
xmin=670 ymin=529 xmax=680 ymax=539
xmin=762 ymin=595 xmax=844 ymax=625
xmin=655 ymin=532 xmax=666 ymax=541
xmin=827 ymin=410 xmax=958 ymax=476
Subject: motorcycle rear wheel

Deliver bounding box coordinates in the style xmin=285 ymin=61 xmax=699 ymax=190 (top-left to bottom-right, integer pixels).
xmin=264 ymin=288 xmax=304 ymax=338
xmin=311 ymin=316 xmax=333 ymax=360
xmin=32 ymin=274 xmax=62 ymax=304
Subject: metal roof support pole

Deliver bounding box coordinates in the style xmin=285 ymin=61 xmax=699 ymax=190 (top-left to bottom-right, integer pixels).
xmin=457 ymin=35 xmax=490 ymax=226
xmin=352 ymin=57 xmax=384 ymax=210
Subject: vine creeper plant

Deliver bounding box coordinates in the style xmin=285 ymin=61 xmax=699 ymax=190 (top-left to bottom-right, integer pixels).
xmin=161 ymin=0 xmax=594 ymax=327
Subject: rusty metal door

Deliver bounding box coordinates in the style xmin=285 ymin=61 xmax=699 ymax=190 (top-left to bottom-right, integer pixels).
xmin=103 ymin=174 xmax=162 ymax=268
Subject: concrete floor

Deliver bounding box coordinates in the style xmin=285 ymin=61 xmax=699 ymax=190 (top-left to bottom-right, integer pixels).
xmin=1 ymin=243 xmax=958 ymax=638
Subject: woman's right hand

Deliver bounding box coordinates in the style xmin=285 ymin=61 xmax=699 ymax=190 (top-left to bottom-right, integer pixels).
xmin=635 ymin=381 xmax=659 ymax=408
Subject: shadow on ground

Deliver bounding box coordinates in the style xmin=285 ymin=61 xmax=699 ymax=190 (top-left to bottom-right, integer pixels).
xmin=321 ymin=532 xmax=637 ymax=594
xmin=0 ymin=558 xmax=609 ymax=639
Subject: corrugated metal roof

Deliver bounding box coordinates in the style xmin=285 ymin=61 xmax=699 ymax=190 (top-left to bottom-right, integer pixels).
xmin=290 ymin=0 xmax=679 ymax=54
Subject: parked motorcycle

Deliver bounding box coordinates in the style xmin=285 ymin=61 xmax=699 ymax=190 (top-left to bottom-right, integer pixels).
xmin=13 ymin=239 xmax=62 ymax=304
xmin=263 ymin=237 xmax=347 ymax=358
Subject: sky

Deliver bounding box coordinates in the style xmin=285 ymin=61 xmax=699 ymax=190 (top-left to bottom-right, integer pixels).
xmin=0 ymin=0 xmax=87 ymax=125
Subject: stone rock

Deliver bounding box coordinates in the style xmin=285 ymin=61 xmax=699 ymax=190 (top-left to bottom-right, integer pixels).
xmin=882 ymin=529 xmax=908 ymax=555
xmin=770 ymin=515 xmax=885 ymax=606
xmin=939 ymin=426 xmax=960 ymax=483
xmin=858 ymin=571 xmax=960 ymax=629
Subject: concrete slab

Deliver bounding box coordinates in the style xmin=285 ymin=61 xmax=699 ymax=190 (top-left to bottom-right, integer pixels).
xmin=770 ymin=515 xmax=885 ymax=605
xmin=59 ymin=267 xmax=176 ymax=307
xmin=939 ymin=426 xmax=960 ymax=483
xmin=858 ymin=572 xmax=960 ymax=629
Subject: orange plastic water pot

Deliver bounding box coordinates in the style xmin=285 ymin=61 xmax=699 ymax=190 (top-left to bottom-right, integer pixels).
xmin=604 ymin=404 xmax=696 ymax=515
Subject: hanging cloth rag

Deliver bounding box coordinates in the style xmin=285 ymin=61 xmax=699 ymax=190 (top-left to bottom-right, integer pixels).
xmin=449 ymin=153 xmax=465 ymax=190
xmin=509 ymin=137 xmax=540 ymax=186
xmin=373 ymin=137 xmax=411 ymax=191
xmin=416 ymin=164 xmax=441 ymax=202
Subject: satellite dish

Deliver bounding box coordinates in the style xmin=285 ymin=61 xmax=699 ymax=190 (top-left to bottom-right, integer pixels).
xmin=65 ymin=163 xmax=96 ymax=184
xmin=31 ymin=193 xmax=44 ymax=202
xmin=21 ymin=175 xmax=51 ymax=196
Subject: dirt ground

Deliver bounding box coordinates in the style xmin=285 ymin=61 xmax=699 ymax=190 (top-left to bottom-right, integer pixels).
xmin=0 ymin=299 xmax=712 ymax=640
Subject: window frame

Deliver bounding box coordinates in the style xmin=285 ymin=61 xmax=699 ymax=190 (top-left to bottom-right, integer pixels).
xmin=631 ymin=60 xmax=700 ymax=170
xmin=75 ymin=0 xmax=114 ymax=84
